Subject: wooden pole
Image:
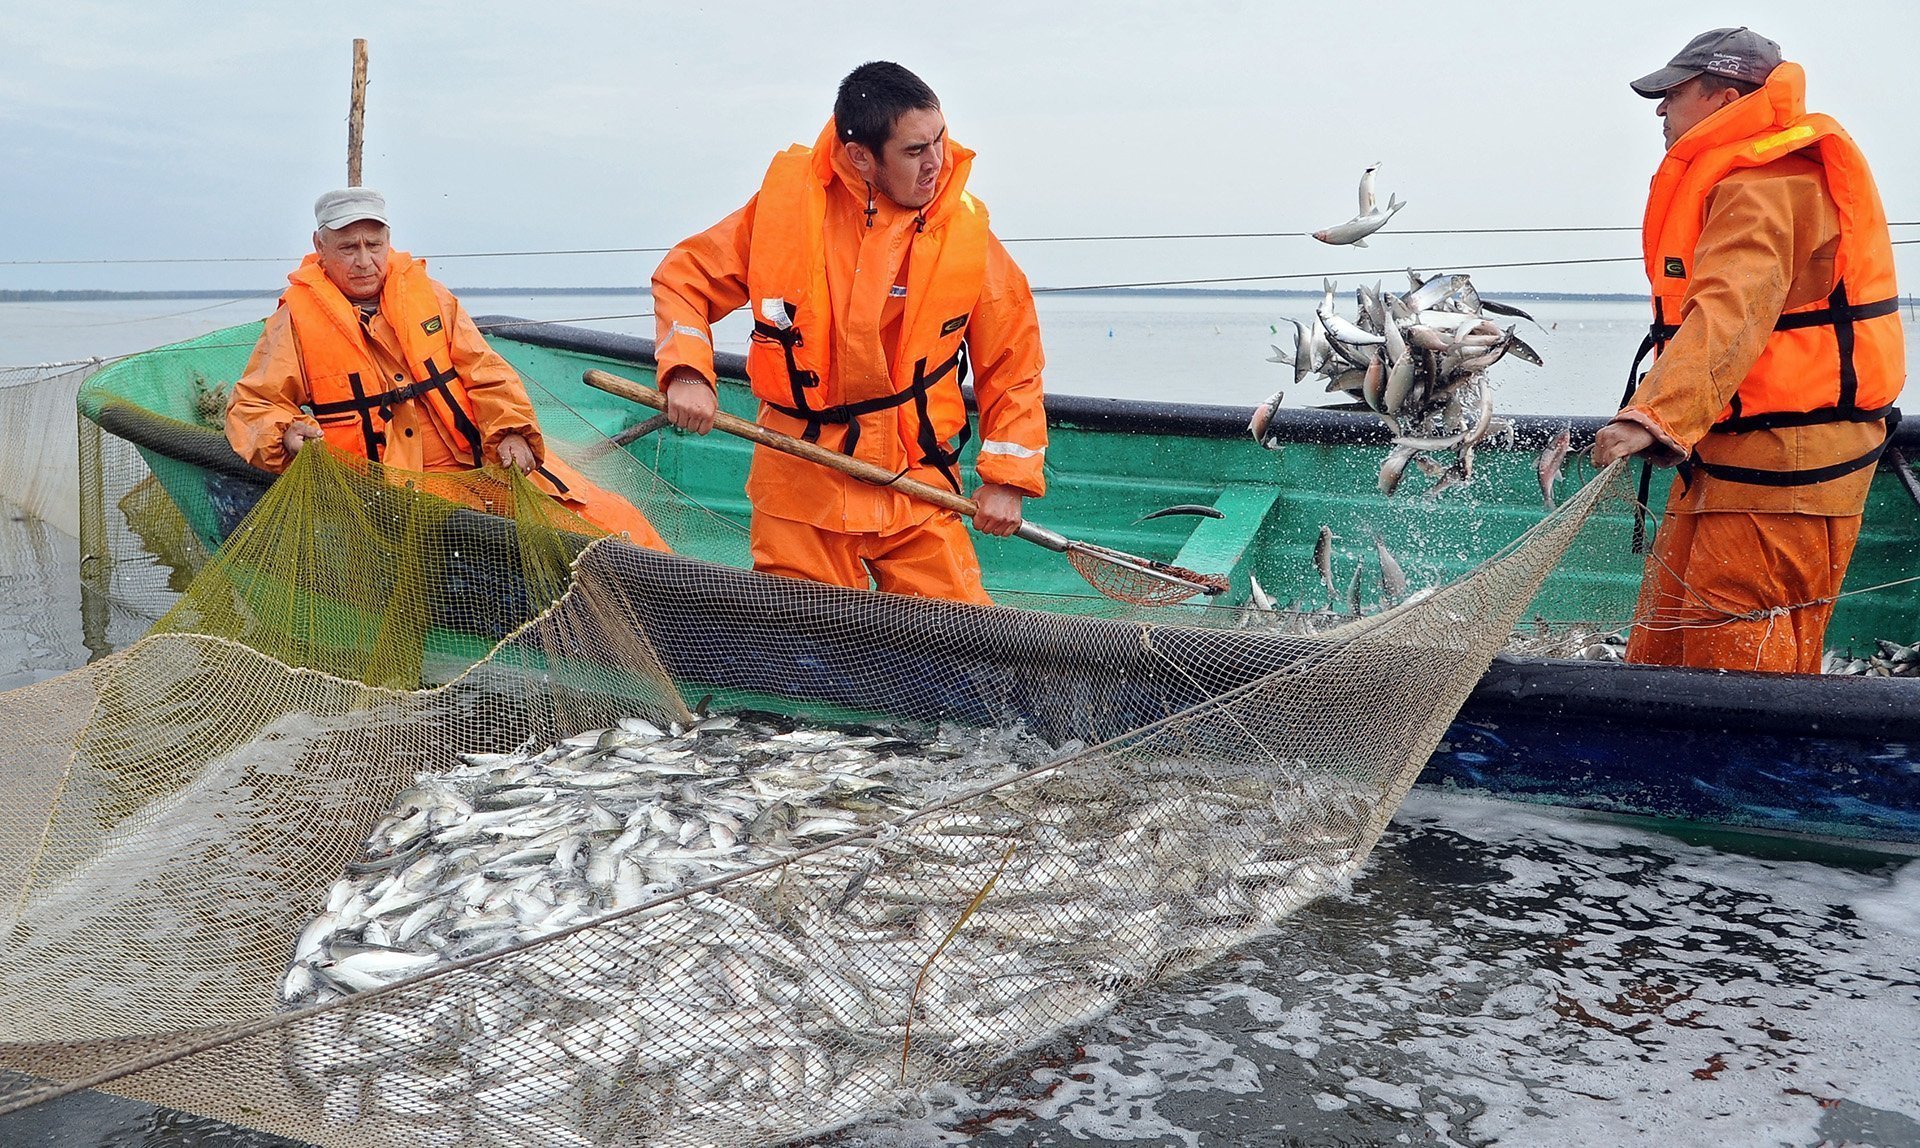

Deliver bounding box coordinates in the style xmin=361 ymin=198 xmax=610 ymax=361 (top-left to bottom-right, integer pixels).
xmin=346 ymin=39 xmax=369 ymax=186
xmin=581 ymin=369 xmax=978 ymax=518
xmin=579 ymin=369 xmax=1229 ymax=600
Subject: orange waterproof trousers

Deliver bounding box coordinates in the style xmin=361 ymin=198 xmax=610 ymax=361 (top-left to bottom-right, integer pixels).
xmin=749 ymin=511 xmax=992 ymax=605
xmin=1626 ymin=510 xmax=1860 ymax=674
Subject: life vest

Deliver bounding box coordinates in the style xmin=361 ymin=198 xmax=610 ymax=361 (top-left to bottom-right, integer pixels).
xmin=1633 ymin=61 xmax=1904 ymax=488
xmin=743 ymin=124 xmax=991 ymax=491
xmin=280 ymin=251 xmax=487 ymax=466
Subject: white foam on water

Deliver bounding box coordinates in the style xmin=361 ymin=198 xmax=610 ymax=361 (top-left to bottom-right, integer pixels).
xmin=901 ymin=789 xmax=1920 ymax=1147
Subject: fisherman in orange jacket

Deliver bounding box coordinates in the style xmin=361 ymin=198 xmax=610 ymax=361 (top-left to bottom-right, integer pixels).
xmin=227 ymin=188 xmax=667 ymax=549
xmin=1593 ymin=28 xmax=1904 ymax=674
xmin=651 ymin=61 xmax=1048 ymax=605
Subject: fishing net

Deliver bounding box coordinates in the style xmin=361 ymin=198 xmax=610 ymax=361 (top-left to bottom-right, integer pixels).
xmin=0 ymin=325 xmax=1626 ymax=1146
xmin=0 ymin=359 xmax=101 ymax=533
xmin=0 ymin=355 xmax=207 ymax=669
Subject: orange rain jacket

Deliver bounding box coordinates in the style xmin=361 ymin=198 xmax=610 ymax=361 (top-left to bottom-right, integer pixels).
xmin=227 ymin=252 xmax=666 ymax=548
xmin=1620 ymin=61 xmax=1904 ymax=515
xmin=1616 ymin=62 xmax=1905 ymax=673
xmin=651 ymin=120 xmax=1048 ymax=540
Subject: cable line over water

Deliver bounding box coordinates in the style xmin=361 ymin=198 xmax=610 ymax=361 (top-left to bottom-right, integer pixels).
xmin=5 ymin=222 xmax=1919 ymax=267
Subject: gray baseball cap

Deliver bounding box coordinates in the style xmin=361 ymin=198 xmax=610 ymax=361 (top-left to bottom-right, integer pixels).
xmin=314 ymin=187 xmax=389 ymax=231
xmin=1631 ymin=27 xmax=1782 ymax=98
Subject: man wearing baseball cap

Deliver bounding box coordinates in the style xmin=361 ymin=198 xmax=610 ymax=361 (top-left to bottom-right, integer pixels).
xmin=1592 ymin=29 xmax=1905 ymax=673
xmin=227 ymin=189 xmax=667 ymax=549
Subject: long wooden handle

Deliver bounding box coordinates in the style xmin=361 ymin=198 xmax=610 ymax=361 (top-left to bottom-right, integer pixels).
xmin=583 ymin=370 xmax=979 ymax=518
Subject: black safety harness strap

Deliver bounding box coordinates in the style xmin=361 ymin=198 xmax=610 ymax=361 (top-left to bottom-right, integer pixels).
xmin=306 ymin=374 xmax=450 ymax=417
xmin=1619 ymin=284 xmax=1901 ymax=546
xmin=303 ymin=356 xmax=484 ymax=467
xmin=752 ymin=312 xmax=975 ymax=492
xmin=1682 ymin=406 xmax=1902 ymax=489
xmin=1620 ymin=303 xmax=1668 ymax=554
xmin=1770 ymin=291 xmax=1900 ymax=331
xmin=908 ymin=346 xmax=972 ymax=493
xmin=340 ymin=372 xmax=384 ymax=461
xmin=533 ymin=465 xmax=569 ymax=494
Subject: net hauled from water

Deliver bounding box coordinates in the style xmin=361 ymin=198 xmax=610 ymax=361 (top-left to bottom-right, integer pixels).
xmin=0 ymin=358 xmax=1623 ymax=1144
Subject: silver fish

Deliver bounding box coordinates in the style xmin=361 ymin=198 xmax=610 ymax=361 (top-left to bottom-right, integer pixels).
xmin=1537 ymin=422 xmax=1572 ymax=508
xmin=1247 ymin=390 xmax=1285 ymax=449
xmin=1381 ymin=352 xmax=1417 ymax=415
xmin=1312 ymin=165 xmax=1407 ymax=248
xmin=1360 ymin=354 xmax=1386 ymax=412
xmin=1372 ymin=533 xmax=1407 ymax=603
xmin=1247 ymin=575 xmax=1278 ymax=613
xmin=1377 ymin=444 xmax=1419 ymax=496
xmin=1316 ymin=300 xmax=1387 ymax=348
xmin=1274 ymin=318 xmax=1320 ymax=387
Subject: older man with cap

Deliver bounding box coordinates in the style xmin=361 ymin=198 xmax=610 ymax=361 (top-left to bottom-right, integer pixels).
xmin=1592 ymin=28 xmax=1904 ymax=673
xmin=226 ymin=189 xmax=666 ymax=548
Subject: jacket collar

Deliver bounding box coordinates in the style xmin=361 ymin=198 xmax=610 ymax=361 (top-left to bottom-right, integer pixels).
xmin=287 ymin=250 xmax=423 ymax=348
xmin=288 ymin=250 xmax=420 ymax=308
xmin=1667 ymin=60 xmax=1807 ymax=162
xmin=813 ymin=118 xmax=976 ymax=231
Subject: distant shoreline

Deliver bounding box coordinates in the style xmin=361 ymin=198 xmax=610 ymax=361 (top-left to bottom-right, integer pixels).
xmin=15 ymin=286 xmax=1919 ymax=309
xmin=15 ymin=286 xmax=1920 ymax=309
xmin=0 ymin=286 xmax=1666 ymax=304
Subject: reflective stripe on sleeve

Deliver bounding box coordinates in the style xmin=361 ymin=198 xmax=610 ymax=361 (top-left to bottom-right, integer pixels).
xmin=664 ymin=322 xmax=713 ymax=349
xmin=980 ymin=439 xmax=1043 ymax=459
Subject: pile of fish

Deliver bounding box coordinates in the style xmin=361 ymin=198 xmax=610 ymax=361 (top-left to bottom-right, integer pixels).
xmin=1823 ymin=640 xmax=1920 ymax=676
xmin=1507 ymin=619 xmax=1629 ymax=661
xmin=1252 ymin=271 xmax=1544 ymax=500
xmin=279 ymin=714 xmax=1377 ymax=1146
xmin=1499 ymin=629 xmax=1920 ymax=671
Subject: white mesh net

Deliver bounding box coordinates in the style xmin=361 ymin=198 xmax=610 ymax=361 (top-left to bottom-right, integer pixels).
xmin=0 ymin=341 xmax=1625 ymax=1145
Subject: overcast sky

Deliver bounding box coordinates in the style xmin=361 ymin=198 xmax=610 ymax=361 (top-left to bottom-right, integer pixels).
xmin=2 ymin=0 xmax=1915 ymax=298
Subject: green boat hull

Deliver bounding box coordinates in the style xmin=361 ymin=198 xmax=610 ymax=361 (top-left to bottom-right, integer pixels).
xmin=75 ymin=320 xmax=1920 ymax=845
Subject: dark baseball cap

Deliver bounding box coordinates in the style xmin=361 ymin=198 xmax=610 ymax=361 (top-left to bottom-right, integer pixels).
xmin=1630 ymin=27 xmax=1782 ymax=98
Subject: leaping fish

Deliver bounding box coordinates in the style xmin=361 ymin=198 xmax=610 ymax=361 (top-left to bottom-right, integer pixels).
xmin=1314 ymin=525 xmax=1337 ymax=606
xmin=1371 ymin=532 xmax=1407 ymax=604
xmin=1537 ymin=422 xmax=1573 ymax=508
xmin=1311 ymin=164 xmax=1407 ymax=248
xmin=1247 ymin=390 xmax=1285 ymax=449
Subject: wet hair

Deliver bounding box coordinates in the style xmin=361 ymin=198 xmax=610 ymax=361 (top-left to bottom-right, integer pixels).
xmin=834 ymin=61 xmax=940 ymax=154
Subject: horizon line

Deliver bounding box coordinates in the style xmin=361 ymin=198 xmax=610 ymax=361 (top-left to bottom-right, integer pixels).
xmin=0 ymin=286 xmax=1670 ymax=304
